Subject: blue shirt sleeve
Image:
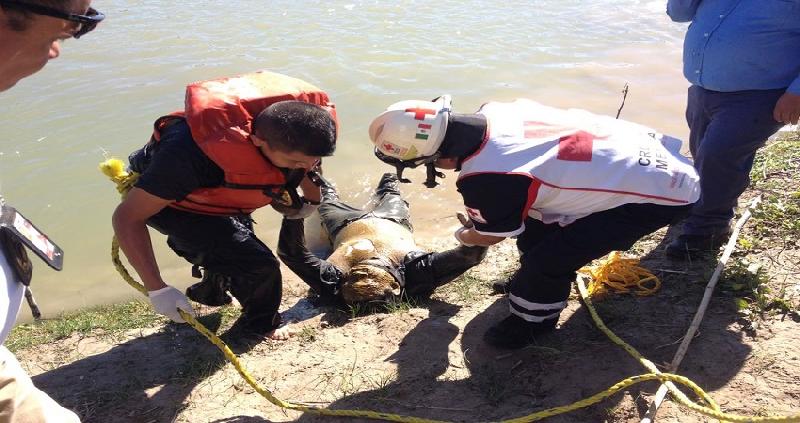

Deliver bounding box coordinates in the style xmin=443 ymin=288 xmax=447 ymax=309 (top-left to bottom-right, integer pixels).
xmin=666 ymin=0 xmax=701 ymax=22
xmin=789 ymin=74 xmax=800 ymax=95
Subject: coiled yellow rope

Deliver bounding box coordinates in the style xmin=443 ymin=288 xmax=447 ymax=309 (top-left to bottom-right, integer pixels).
xmin=580 ymin=251 xmax=660 ymax=297
xmin=100 ymin=158 xmax=800 ymax=422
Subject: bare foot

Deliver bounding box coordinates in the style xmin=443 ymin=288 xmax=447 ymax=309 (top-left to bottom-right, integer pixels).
xmin=267 ymin=324 xmax=297 ymax=340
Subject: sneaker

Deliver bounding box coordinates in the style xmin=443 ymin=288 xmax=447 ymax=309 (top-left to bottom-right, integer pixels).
xmin=665 ymin=230 xmax=731 ymax=260
xmin=186 ymin=272 xmax=232 ymax=306
xmin=483 ymin=314 xmax=557 ymax=349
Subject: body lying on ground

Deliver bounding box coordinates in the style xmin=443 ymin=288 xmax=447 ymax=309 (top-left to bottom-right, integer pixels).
xmin=278 ymin=172 xmax=488 ymax=304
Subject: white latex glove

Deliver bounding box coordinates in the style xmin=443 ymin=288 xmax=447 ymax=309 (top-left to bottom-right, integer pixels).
xmin=283 ymin=201 xmax=320 ymax=220
xmin=149 ymin=286 xmax=196 ymax=323
xmin=454 ymin=226 xmax=476 ymax=247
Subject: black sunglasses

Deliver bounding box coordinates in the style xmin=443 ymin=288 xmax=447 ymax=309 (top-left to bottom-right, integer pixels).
xmin=0 ymin=1 xmax=104 ymax=38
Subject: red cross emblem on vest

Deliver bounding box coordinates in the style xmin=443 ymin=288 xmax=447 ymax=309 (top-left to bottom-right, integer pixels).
xmin=405 ymin=107 xmax=436 ymax=120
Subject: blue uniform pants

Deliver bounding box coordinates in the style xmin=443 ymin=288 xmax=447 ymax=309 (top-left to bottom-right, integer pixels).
xmin=682 ymin=86 xmax=785 ymax=235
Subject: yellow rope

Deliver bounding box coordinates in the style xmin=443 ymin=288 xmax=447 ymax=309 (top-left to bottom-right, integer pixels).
xmin=110 ymin=238 xmax=449 ymax=422
xmin=98 ymin=158 xmax=139 ymax=199
xmin=580 ymin=251 xmax=660 ymax=298
xmin=100 ymin=158 xmax=800 ymax=422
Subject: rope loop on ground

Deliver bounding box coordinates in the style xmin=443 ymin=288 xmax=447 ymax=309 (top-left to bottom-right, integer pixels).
xmin=580 ymin=251 xmax=660 ymax=298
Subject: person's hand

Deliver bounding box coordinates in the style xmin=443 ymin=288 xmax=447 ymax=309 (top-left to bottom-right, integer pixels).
xmin=456 ymin=211 xmax=474 ymax=228
xmin=149 ymin=286 xmax=196 ymax=323
xmin=275 ymin=200 xmax=320 ymax=220
xmin=773 ymin=92 xmax=800 ymax=125
xmin=454 ymin=226 xmax=476 ymax=247
xmin=300 ymin=172 xmax=322 ymax=204
xmin=455 ymin=212 xmax=476 ymax=246
xmin=453 ymin=212 xmax=506 ymax=247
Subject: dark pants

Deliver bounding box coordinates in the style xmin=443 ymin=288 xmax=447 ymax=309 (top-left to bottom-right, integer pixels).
xmin=148 ymin=208 xmax=282 ymax=330
xmin=682 ymin=85 xmax=785 ymax=236
xmin=317 ymin=173 xmax=412 ymax=239
xmin=508 ymin=203 xmax=691 ymax=323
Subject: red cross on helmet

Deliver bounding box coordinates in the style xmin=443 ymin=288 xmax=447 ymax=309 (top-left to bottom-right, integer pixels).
xmin=368 ymin=95 xmax=452 ymax=162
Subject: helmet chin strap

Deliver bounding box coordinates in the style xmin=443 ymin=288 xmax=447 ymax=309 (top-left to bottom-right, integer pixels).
xmin=424 ymin=163 xmax=445 ymax=188
xmin=375 ymin=148 xmax=445 ymax=188
xmin=393 ymin=163 xmax=412 ymax=184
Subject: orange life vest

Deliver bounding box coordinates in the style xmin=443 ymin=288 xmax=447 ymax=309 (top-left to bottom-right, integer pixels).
xmin=150 ymin=71 xmax=336 ymax=216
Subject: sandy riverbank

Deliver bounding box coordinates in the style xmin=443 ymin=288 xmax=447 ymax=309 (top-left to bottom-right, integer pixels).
xmin=7 ymin=134 xmax=800 ymax=423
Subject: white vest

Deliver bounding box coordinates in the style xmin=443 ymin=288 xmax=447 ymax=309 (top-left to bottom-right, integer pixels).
xmin=1 ymin=249 xmax=24 ymax=344
xmin=459 ymin=99 xmax=700 ymax=226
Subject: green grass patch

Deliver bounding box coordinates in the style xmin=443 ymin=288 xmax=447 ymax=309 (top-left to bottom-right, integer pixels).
xmin=346 ymin=294 xmax=418 ymax=318
xmin=720 ymin=260 xmax=799 ymax=320
xmin=6 ymin=300 xmax=165 ymax=353
xmin=447 ymin=273 xmax=491 ymax=303
xmin=750 ymin=135 xmax=800 ymax=185
xmin=215 ymin=304 xmax=242 ymax=328
xmin=749 ymin=135 xmax=800 ymax=241
xmin=750 ymin=196 xmax=800 ymax=240
xmin=439 ymin=268 xmax=508 ymax=304
xmin=297 ymin=326 xmax=318 ymax=344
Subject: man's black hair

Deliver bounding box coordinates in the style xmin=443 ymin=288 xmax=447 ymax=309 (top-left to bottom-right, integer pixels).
xmin=1 ymin=0 xmax=73 ymax=31
xmin=253 ymin=100 xmax=337 ymax=157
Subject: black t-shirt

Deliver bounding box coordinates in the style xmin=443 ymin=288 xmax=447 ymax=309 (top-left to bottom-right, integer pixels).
xmin=456 ymin=173 xmax=534 ymax=237
xmin=133 ymin=119 xmax=224 ymax=201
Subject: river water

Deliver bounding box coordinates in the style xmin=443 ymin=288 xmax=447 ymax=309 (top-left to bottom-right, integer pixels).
xmin=0 ymin=0 xmax=690 ymax=318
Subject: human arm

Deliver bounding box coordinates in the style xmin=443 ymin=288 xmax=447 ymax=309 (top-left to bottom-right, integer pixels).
xmin=666 ymin=0 xmax=702 ymax=22
xmin=454 ymin=227 xmax=505 ymax=247
xmin=112 ymin=188 xmax=171 ymax=291
xmin=271 ymin=171 xmax=323 ymax=219
xmin=277 ymin=217 xmax=341 ymax=299
xmin=115 ymin=120 xmax=221 ymax=322
xmin=455 ymin=173 xmax=534 ymax=246
xmin=402 ymin=245 xmax=488 ymax=298
xmin=112 ymin=188 xmax=195 ymax=322
xmin=300 ymin=171 xmax=322 ymax=203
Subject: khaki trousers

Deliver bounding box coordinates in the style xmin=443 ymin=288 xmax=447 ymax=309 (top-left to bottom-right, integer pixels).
xmin=0 ymin=346 xmax=79 ymax=423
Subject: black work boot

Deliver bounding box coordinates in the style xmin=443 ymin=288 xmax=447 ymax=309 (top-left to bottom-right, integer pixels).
xmin=665 ymin=229 xmax=732 ymax=261
xmin=186 ymin=271 xmax=232 ymax=307
xmin=484 ymin=314 xmax=557 ymax=349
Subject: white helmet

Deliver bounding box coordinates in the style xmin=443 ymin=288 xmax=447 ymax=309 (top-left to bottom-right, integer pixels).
xmin=369 ymin=95 xmax=452 ymax=162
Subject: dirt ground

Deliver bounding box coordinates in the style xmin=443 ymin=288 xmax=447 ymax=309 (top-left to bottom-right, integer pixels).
xmin=15 ymin=140 xmax=800 ymax=423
